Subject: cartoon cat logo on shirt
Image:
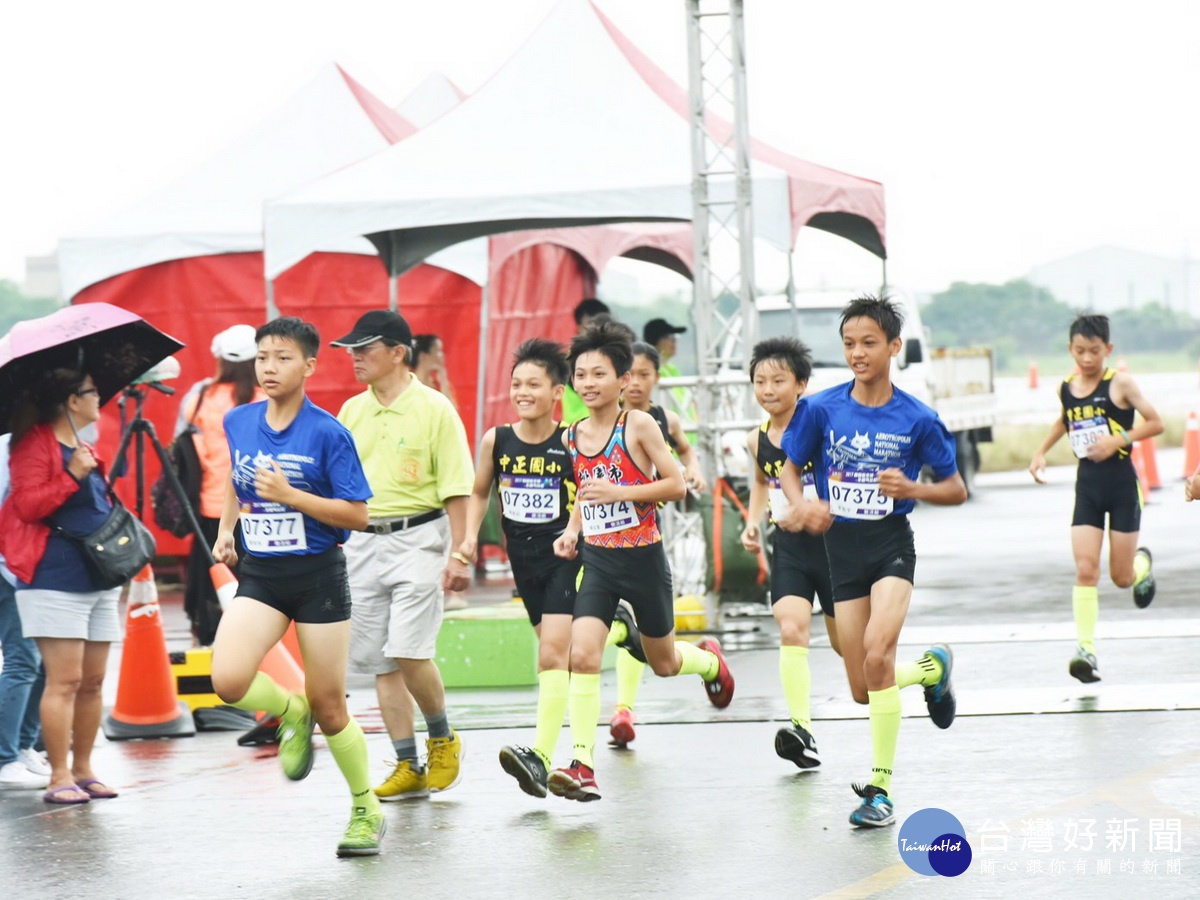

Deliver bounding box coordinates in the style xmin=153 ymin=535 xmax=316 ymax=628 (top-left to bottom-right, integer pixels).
xmin=827 ymin=429 xmax=886 ymax=470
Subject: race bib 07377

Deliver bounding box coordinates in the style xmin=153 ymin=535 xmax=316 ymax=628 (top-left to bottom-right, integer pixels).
xmin=240 ymin=500 xmax=308 ymax=553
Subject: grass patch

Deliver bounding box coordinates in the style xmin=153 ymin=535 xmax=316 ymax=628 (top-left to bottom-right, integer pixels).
xmin=980 ymin=420 xmax=1185 ymax=473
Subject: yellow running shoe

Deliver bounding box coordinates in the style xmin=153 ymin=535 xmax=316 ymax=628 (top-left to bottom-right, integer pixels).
xmin=374 ymin=760 xmax=429 ymax=801
xmin=426 ymin=730 xmax=463 ymax=793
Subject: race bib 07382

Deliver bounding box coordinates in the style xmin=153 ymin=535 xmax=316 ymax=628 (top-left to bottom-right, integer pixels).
xmin=499 ymin=474 xmax=560 ymax=524
xmin=1068 ymin=416 xmax=1109 ymax=459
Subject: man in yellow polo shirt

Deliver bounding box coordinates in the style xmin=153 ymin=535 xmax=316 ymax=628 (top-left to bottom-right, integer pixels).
xmin=333 ymin=310 xmax=475 ymax=801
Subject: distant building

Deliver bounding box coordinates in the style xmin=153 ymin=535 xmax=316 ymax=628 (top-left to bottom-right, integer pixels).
xmin=23 ymin=254 xmax=62 ymax=301
xmin=1028 ymin=246 xmax=1199 ymax=316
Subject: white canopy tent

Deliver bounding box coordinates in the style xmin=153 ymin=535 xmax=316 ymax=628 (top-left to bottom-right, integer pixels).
xmin=262 ymin=0 xmax=886 ymax=283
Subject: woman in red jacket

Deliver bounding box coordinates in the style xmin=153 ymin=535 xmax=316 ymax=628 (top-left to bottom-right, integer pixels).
xmin=0 ymin=367 xmax=121 ymax=805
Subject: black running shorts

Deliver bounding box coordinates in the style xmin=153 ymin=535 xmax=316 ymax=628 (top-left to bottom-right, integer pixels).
xmin=769 ymin=528 xmax=835 ymax=616
xmin=574 ymin=541 xmax=675 ymax=639
xmin=507 ymin=534 xmax=581 ymax=627
xmin=237 ymin=547 xmax=352 ymax=624
xmin=823 ymin=515 xmax=917 ymax=603
xmin=1072 ymin=475 xmax=1142 ymax=533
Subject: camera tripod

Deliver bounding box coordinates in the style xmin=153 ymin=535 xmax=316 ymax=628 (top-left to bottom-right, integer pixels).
xmin=107 ymin=382 xmax=214 ymax=567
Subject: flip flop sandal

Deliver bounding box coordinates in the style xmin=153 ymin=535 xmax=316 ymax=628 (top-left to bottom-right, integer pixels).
xmin=44 ymin=785 xmax=91 ymax=805
xmin=75 ymin=778 xmax=119 ymax=799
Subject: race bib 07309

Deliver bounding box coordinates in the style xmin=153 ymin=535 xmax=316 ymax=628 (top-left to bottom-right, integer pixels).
xmin=240 ymin=500 xmax=308 ymax=553
xmin=499 ymin=474 xmax=560 ymax=524
xmin=827 ymin=469 xmax=893 ymax=520
xmin=1069 ymin=416 xmax=1109 ymax=459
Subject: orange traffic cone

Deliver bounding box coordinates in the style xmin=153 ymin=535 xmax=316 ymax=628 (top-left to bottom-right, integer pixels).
xmin=1184 ymin=412 xmax=1200 ymax=479
xmin=210 ymin=562 xmax=239 ymax=610
xmin=104 ymin=565 xmax=196 ymax=740
xmin=1141 ymin=436 xmax=1161 ymax=489
xmin=1131 ymin=442 xmax=1150 ymax=496
xmin=1028 ymin=359 xmax=1039 ymax=390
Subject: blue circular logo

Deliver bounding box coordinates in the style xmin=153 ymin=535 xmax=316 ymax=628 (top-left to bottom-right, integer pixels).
xmin=898 ymin=808 xmax=972 ymax=877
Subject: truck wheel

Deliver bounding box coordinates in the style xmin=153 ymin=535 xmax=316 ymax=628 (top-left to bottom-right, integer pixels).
xmin=956 ymin=432 xmax=978 ymax=498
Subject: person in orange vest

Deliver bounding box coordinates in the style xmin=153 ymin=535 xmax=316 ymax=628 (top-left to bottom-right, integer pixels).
xmin=1028 ymin=314 xmax=1163 ymax=684
xmin=176 ymin=324 xmax=265 ymax=646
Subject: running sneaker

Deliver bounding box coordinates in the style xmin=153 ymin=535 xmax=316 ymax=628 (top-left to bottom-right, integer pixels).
xmin=849 ymin=783 xmax=895 ymax=828
xmin=774 ymin=724 xmax=821 ymax=769
xmin=608 ymin=707 xmax=637 ymax=748
xmin=498 ymin=745 xmax=549 ymax=799
xmin=547 ymin=760 xmax=601 ymax=802
xmin=1069 ymin=646 xmax=1101 ymax=684
xmin=374 ymin=759 xmax=429 ymax=801
xmin=336 ymin=806 xmax=387 ymax=857
xmin=18 ymin=748 xmax=51 ymax=778
xmin=612 ymin=600 xmax=647 ymax=663
xmin=277 ymin=695 xmax=314 ymax=781
xmin=426 ymin=730 xmax=463 ymax=793
xmin=923 ymin=644 xmax=956 ymax=729
xmin=1133 ymin=547 xmax=1156 ymax=609
xmin=696 ymin=638 xmax=735 ymax=709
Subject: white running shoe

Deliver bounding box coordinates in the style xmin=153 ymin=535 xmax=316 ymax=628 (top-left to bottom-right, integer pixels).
xmin=0 ymin=760 xmax=50 ymax=790
xmin=19 ymin=748 xmax=51 ymax=777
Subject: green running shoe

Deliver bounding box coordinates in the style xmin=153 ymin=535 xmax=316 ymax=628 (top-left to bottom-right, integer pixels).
xmin=337 ymin=806 xmax=386 ymax=857
xmin=277 ymin=695 xmax=314 ymax=781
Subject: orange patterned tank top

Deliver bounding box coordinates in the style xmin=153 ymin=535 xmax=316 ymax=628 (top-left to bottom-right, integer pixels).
xmin=566 ymin=411 xmax=661 ymax=548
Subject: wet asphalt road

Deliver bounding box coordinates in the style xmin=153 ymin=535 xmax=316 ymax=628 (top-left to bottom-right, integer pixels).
xmin=1 ymin=451 xmax=1197 ymax=898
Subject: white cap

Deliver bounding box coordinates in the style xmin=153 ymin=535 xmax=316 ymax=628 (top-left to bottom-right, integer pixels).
xmin=211 ymin=325 xmax=258 ymax=362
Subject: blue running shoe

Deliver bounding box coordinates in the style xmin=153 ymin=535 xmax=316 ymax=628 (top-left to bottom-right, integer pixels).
xmin=923 ymin=644 xmax=956 ymax=729
xmin=849 ymin=783 xmax=895 ymax=828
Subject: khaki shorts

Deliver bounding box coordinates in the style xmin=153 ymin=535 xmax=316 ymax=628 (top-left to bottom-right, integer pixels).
xmin=15 ymin=588 xmax=122 ymax=642
xmin=345 ymin=516 xmax=448 ymax=674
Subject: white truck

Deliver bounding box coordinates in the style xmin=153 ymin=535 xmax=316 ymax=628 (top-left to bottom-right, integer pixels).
xmin=748 ymin=290 xmax=998 ymax=492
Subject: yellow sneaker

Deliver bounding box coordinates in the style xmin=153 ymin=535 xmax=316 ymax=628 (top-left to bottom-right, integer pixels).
xmin=426 ymin=730 xmax=463 ymax=793
xmin=374 ymin=760 xmax=428 ymax=801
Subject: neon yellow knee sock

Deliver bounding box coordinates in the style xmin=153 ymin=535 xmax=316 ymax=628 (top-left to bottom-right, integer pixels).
xmin=868 ymin=686 xmax=902 ymax=794
xmin=895 ymin=653 xmax=943 ymax=690
xmin=567 ymin=672 xmax=602 ymax=769
xmin=325 ymin=717 xmax=380 ymax=813
xmin=778 ymin=645 xmax=812 ymax=731
xmin=1133 ymin=550 xmax=1150 ymax=585
xmin=676 ymin=640 xmax=718 ymax=680
xmin=231 ymin=671 xmax=291 ymax=717
xmin=615 ymin=650 xmax=645 ymax=711
xmin=1073 ymin=585 xmax=1099 ymax=654
xmin=533 ymin=669 xmax=569 ymax=768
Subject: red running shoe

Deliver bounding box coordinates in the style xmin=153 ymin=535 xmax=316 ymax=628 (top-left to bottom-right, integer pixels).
xmin=608 ymin=707 xmax=636 ymax=748
xmin=547 ymin=760 xmax=601 ymax=802
xmin=697 ymin=638 xmax=734 ymax=708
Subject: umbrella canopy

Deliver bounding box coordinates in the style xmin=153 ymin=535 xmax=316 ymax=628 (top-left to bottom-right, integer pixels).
xmin=0 ymin=303 xmax=184 ymax=431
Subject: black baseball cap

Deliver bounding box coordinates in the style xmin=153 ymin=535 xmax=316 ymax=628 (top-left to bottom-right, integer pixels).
xmin=643 ymin=318 xmax=687 ymax=346
xmin=330 ymin=310 xmax=413 ymax=349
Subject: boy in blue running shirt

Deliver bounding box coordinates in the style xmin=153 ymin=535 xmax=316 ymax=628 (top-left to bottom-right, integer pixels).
xmin=210 ymin=317 xmax=384 ymax=857
xmin=778 ymin=294 xmax=967 ymax=828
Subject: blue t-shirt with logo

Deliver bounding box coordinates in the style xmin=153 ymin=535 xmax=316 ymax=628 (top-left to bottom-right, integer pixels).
xmin=781 ymin=382 xmax=957 ymax=522
xmin=224 ymin=397 xmax=371 ymax=558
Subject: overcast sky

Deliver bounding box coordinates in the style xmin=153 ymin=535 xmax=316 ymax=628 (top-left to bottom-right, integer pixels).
xmin=1 ymin=0 xmax=1196 ymax=297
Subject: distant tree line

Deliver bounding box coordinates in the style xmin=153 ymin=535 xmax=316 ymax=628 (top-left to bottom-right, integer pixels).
xmin=0 ymin=280 xmax=61 ymax=335
xmin=921 ymin=279 xmax=1200 ymax=369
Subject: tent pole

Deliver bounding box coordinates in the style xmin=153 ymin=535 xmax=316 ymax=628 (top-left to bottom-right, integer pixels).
xmin=266 ymin=278 xmax=278 ymax=320
xmin=881 ymin=258 xmax=888 ymax=297
xmin=473 ymin=281 xmax=490 ymax=455
xmin=389 ymin=232 xmax=400 ymax=312
xmin=786 ymin=250 xmax=798 ymax=334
